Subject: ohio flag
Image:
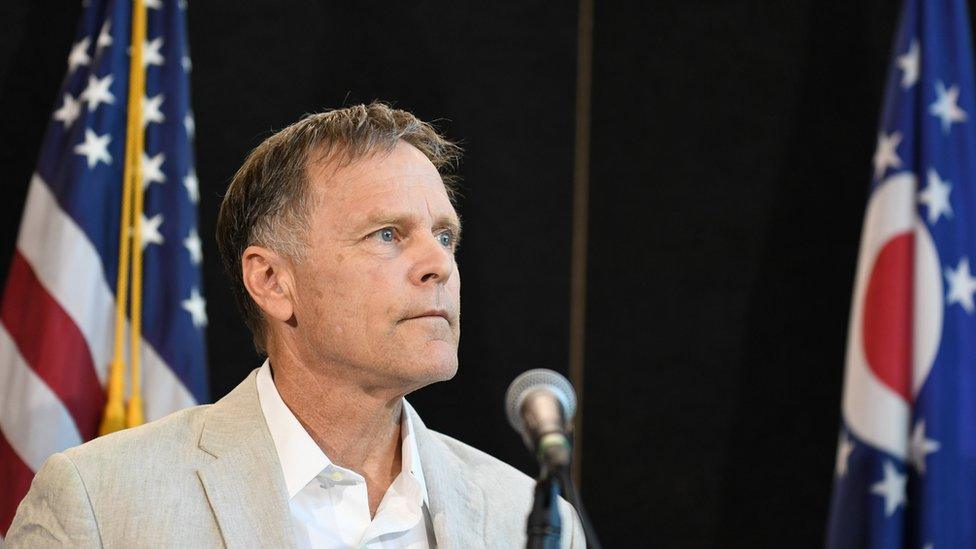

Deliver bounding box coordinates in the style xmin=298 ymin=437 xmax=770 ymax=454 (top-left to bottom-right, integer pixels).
xmin=0 ymin=0 xmax=207 ymax=540
xmin=827 ymin=0 xmax=976 ymax=547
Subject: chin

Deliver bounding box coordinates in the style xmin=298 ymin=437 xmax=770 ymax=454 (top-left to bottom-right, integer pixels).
xmin=428 ymin=358 xmax=458 ymax=383
xmin=402 ymin=344 xmax=458 ymax=389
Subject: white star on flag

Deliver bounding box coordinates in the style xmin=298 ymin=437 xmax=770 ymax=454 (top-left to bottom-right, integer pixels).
xmin=873 ymin=131 xmax=902 ymax=180
xmin=143 ymin=94 xmax=165 ymax=127
xmin=145 ymin=0 xmax=163 ymax=9
xmin=80 ymin=74 xmax=115 ymax=112
xmin=909 ymin=420 xmax=940 ymax=475
xmin=835 ymin=433 xmax=854 ymax=477
xmin=178 ymin=0 xmax=187 ymax=9
xmin=897 ymin=39 xmax=920 ymax=89
xmin=930 ymin=80 xmax=968 ymax=134
xmin=183 ymin=168 xmax=199 ymax=203
xmin=182 ymin=287 xmax=208 ymax=328
xmin=142 ymin=152 xmax=166 ymax=188
xmin=74 ymin=128 xmax=112 ymax=168
xmin=141 ymin=213 xmax=165 ymax=248
xmin=184 ymin=113 xmax=195 ymax=139
xmin=96 ymin=21 xmax=113 ymax=54
xmin=53 ymin=93 xmax=81 ymax=127
xmin=67 ymin=37 xmax=91 ymax=74
xmin=945 ymin=258 xmax=976 ymax=313
xmin=184 ymin=228 xmax=203 ymax=265
xmin=919 ymin=167 xmax=953 ymax=223
xmin=181 ymin=55 xmax=192 ymax=72
xmin=143 ymin=37 xmax=165 ymax=67
xmin=870 ymin=460 xmax=907 ymax=517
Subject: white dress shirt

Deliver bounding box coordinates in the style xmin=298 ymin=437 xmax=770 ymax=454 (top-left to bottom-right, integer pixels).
xmin=256 ymin=361 xmax=435 ymax=548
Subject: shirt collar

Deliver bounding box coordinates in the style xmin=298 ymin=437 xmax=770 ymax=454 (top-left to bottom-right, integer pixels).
xmin=256 ymin=359 xmax=429 ymax=506
xmin=401 ymin=400 xmax=429 ymax=506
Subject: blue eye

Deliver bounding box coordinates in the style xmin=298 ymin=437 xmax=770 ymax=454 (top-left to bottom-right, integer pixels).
xmin=378 ymin=228 xmax=395 ymax=242
xmin=437 ymin=232 xmax=454 ymax=247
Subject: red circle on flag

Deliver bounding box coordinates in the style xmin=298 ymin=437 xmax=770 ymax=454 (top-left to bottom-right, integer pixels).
xmin=861 ymin=231 xmax=914 ymax=402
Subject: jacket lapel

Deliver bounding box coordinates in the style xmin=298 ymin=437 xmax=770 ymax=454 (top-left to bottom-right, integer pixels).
xmin=406 ymin=401 xmax=486 ymax=549
xmin=197 ymin=370 xmax=298 ymax=549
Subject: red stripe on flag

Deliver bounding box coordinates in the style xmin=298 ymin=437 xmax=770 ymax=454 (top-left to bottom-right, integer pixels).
xmin=1 ymin=251 xmax=105 ymax=440
xmin=0 ymin=431 xmax=35 ymax=536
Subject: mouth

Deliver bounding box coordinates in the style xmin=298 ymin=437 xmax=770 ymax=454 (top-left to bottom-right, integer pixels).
xmin=404 ymin=310 xmax=451 ymax=322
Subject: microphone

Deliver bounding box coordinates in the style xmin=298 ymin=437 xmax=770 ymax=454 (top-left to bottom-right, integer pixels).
xmin=505 ymin=368 xmax=577 ymax=470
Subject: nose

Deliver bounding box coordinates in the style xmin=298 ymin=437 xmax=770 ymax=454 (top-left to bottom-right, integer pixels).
xmin=408 ymin=232 xmax=455 ymax=286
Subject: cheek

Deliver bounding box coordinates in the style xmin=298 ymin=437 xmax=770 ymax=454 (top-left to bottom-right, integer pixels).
xmin=362 ymin=263 xmax=404 ymax=323
xmin=297 ymin=264 xmax=353 ymax=322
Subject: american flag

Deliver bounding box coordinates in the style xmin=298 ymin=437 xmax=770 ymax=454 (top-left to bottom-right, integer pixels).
xmin=827 ymin=0 xmax=976 ymax=546
xmin=0 ymin=0 xmax=207 ymax=540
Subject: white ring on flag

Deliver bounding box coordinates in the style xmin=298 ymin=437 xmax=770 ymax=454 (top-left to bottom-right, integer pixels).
xmin=842 ymin=172 xmax=943 ymax=459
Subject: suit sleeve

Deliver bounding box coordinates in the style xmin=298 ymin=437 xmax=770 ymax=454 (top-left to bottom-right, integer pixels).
xmin=5 ymin=452 xmax=102 ymax=548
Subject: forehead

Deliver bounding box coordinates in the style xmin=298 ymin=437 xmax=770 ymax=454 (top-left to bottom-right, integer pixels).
xmin=308 ymin=141 xmax=457 ymax=226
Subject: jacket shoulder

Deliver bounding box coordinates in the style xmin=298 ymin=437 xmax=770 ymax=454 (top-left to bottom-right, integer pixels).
xmin=428 ymin=430 xmax=535 ymax=501
xmin=426 ymin=430 xmax=585 ymax=548
xmin=63 ymin=404 xmax=212 ymax=477
xmin=6 ymin=452 xmax=101 ymax=547
xmin=7 ymin=405 xmax=215 ymax=547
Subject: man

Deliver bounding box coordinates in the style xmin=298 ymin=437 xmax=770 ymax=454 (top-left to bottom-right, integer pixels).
xmin=7 ymin=103 xmax=583 ymax=548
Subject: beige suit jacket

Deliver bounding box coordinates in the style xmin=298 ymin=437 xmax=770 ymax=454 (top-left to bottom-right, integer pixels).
xmin=7 ymin=369 xmax=584 ymax=548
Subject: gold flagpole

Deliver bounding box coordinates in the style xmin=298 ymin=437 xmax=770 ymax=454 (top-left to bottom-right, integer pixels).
xmin=100 ymin=0 xmax=147 ymax=435
xmin=125 ymin=0 xmax=147 ymax=428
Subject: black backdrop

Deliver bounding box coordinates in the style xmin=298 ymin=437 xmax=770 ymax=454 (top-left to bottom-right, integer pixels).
xmin=0 ymin=1 xmax=959 ymax=546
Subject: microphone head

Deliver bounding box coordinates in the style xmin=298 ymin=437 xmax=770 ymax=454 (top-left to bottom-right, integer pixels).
xmin=505 ymin=368 xmax=577 ymax=435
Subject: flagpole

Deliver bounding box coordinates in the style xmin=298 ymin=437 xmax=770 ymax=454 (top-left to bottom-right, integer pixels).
xmin=100 ymin=0 xmax=147 ymax=435
xmin=126 ymin=0 xmax=147 ymax=429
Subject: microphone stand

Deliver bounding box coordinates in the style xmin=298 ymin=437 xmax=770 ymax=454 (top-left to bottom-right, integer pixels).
xmin=525 ymin=460 xmax=603 ymax=549
xmin=526 ymin=466 xmax=563 ymax=549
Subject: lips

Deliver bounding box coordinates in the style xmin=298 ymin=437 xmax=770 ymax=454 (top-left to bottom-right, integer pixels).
xmin=405 ymin=309 xmax=451 ymax=322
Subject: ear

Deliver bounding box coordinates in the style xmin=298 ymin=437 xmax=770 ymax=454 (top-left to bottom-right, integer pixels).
xmin=241 ymin=245 xmax=295 ymax=324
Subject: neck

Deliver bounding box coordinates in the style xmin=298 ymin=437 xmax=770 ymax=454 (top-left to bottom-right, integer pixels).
xmin=268 ymin=345 xmax=404 ymax=514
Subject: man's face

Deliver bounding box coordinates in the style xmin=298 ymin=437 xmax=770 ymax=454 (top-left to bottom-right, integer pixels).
xmin=289 ymin=141 xmax=461 ymax=392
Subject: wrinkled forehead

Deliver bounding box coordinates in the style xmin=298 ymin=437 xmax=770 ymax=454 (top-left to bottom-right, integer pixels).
xmin=306 ymin=141 xmax=458 ymax=228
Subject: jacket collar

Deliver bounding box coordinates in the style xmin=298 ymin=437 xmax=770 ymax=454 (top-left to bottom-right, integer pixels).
xmin=197 ymin=369 xmax=298 ymax=549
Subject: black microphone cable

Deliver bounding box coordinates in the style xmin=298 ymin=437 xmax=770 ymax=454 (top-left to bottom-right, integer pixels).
xmin=555 ymin=464 xmax=602 ymax=549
